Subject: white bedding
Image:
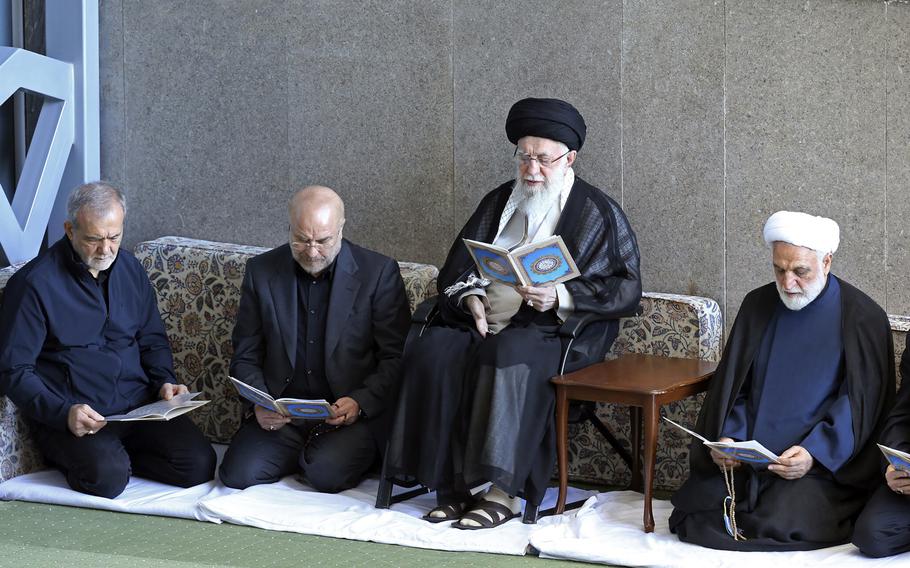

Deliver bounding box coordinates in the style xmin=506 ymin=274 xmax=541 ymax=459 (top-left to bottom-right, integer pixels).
xmin=0 ymin=449 xmax=590 ymax=556
xmin=0 ymin=467 xmax=235 ymax=522
xmin=198 ymin=477 xmax=590 ymax=555
xmin=5 ymin=455 xmax=905 ymax=565
xmin=529 ymin=491 xmax=910 ymax=567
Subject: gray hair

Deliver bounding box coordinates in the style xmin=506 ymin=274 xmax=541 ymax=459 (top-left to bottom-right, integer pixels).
xmin=66 ymin=181 xmax=127 ymax=227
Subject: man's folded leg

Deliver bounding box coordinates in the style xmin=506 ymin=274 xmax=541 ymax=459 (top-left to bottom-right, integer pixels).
xmin=124 ymin=415 xmax=216 ymax=488
xmin=31 ymin=422 xmax=131 ymax=499
xmin=218 ymin=417 xmax=304 ymax=489
xmin=300 ymin=420 xmax=375 ymax=493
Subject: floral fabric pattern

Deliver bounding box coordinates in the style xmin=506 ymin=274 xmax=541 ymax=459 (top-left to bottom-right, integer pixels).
xmin=0 ymin=262 xmax=45 ymax=481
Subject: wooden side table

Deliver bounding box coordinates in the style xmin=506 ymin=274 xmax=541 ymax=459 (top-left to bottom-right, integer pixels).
xmin=552 ymin=353 xmax=717 ymax=532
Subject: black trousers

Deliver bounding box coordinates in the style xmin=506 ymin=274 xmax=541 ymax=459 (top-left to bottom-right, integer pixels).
xmin=853 ymin=484 xmax=910 ymax=558
xmin=32 ymin=415 xmax=216 ymax=499
xmin=218 ymin=417 xmax=376 ymax=493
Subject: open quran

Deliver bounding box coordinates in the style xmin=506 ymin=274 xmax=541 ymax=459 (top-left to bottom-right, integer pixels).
xmin=229 ymin=376 xmax=334 ymax=420
xmin=463 ymin=235 xmax=580 ymax=287
xmin=663 ymin=416 xmax=781 ymax=465
xmin=105 ymin=392 xmax=209 ymax=421
xmin=878 ymin=444 xmax=910 ymax=472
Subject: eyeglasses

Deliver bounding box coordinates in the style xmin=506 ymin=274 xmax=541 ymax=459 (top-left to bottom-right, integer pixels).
xmin=513 ymin=147 xmax=571 ymax=168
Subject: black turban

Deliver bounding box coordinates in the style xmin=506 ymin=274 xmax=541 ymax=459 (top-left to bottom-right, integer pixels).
xmin=505 ymin=97 xmax=587 ymax=151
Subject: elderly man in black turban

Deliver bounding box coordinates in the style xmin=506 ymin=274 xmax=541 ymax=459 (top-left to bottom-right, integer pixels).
xmin=385 ymin=98 xmax=642 ymax=529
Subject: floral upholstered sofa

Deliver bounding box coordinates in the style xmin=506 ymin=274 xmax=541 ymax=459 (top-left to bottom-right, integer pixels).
xmin=6 ymin=236 xmax=899 ymax=494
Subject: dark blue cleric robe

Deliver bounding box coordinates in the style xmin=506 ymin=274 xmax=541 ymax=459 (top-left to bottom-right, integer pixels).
xmin=670 ymin=275 xmax=895 ymax=552
xmin=722 ymin=277 xmax=854 ymax=472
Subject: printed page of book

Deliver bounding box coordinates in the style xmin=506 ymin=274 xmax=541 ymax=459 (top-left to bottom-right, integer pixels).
xmin=105 ymin=392 xmax=208 ymax=421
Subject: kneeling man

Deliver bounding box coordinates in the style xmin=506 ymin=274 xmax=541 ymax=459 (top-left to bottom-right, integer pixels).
xmin=852 ymin=333 xmax=910 ymax=558
xmin=669 ymin=211 xmax=894 ymax=551
xmin=219 ymin=186 xmax=410 ymax=492
xmin=0 ymin=182 xmax=216 ymax=498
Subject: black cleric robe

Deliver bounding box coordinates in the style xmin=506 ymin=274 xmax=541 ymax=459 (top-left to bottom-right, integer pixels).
xmin=436 ymin=176 xmax=642 ymax=370
xmin=670 ymin=276 xmax=895 ymax=551
xmin=852 ymin=333 xmax=910 ymax=558
xmin=385 ymin=176 xmax=641 ymax=507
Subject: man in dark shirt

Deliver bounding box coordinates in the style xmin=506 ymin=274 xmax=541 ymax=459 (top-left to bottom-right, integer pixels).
xmin=218 ymin=185 xmax=410 ymax=493
xmin=0 ymin=182 xmax=216 ymax=498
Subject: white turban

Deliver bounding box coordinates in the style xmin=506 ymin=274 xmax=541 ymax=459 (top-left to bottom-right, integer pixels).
xmin=762 ymin=211 xmax=840 ymax=254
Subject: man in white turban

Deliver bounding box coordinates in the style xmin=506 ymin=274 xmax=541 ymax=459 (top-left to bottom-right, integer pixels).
xmin=669 ymin=211 xmax=895 ymax=551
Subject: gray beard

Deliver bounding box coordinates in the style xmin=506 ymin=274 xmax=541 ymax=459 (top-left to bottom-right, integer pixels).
xmin=776 ymin=274 xmax=826 ymax=310
xmin=513 ymin=169 xmax=564 ymax=228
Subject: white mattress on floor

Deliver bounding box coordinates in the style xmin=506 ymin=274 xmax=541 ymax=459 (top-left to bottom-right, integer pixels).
xmin=530 ymin=491 xmax=910 ymax=567
xmin=0 ymin=444 xmax=591 ymax=556
xmin=199 ymin=477 xmax=591 ymax=555
xmin=0 ymin=467 xmax=235 ymax=522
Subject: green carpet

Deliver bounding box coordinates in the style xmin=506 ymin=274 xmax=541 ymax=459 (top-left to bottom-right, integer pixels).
xmin=0 ymin=500 xmax=600 ymax=568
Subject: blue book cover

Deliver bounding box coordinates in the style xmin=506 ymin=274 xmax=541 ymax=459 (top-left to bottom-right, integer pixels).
xmin=229 ymin=376 xmax=334 ymax=420
xmin=463 ymin=235 xmax=580 ymax=287
xmin=878 ymin=444 xmax=910 ymax=472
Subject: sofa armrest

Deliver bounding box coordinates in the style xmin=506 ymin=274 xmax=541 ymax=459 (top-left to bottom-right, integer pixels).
xmin=0 ymin=263 xmax=45 ymax=482
xmin=609 ymin=292 xmax=723 ymax=362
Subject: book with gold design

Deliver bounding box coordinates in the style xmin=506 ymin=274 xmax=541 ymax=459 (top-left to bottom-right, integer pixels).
xmin=229 ymin=376 xmax=335 ymax=419
xmin=463 ymin=235 xmax=580 ymax=287
xmin=663 ymin=416 xmax=781 ymax=465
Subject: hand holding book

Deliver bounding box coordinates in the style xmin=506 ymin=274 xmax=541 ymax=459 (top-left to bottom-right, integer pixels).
xmin=662 ymin=417 xmax=781 ymax=465
xmin=229 ymin=376 xmax=335 ymax=420
xmin=463 ymin=235 xmax=580 ymax=287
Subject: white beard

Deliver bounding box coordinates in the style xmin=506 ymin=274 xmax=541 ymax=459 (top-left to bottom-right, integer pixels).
xmin=86 ymin=255 xmax=116 ymax=273
xmin=777 ymin=274 xmax=826 ymax=310
xmin=513 ymin=166 xmax=565 ymax=228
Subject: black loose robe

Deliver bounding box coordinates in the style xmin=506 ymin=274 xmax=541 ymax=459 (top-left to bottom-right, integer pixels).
xmin=852 ymin=333 xmax=910 ymax=558
xmin=386 ymin=176 xmax=641 ymax=506
xmin=670 ymin=277 xmax=895 ymax=551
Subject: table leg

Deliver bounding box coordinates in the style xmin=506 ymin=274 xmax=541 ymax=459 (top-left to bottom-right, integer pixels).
xmin=629 ymin=406 xmax=642 ymax=491
xmin=642 ymin=397 xmax=658 ymax=533
xmin=555 ymin=386 xmax=570 ymax=514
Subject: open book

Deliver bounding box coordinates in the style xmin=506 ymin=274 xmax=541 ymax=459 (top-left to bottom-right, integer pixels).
xmin=663 ymin=417 xmax=781 ymax=465
xmin=878 ymin=443 xmax=910 ymax=472
xmin=229 ymin=376 xmax=335 ymax=420
xmin=463 ymin=235 xmax=580 ymax=287
xmin=104 ymin=392 xmax=209 ymax=422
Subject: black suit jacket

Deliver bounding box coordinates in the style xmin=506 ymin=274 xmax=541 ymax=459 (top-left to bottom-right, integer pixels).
xmin=229 ymin=240 xmax=411 ymax=445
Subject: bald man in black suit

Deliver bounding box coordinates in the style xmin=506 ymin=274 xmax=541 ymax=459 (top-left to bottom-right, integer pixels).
xmin=219 ymin=186 xmax=410 ymax=493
